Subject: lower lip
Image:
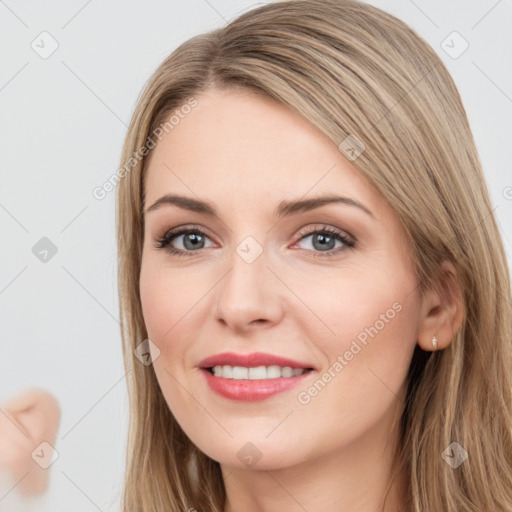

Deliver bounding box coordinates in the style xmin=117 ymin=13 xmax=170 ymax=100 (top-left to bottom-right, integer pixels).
xmin=200 ymin=368 xmax=313 ymax=401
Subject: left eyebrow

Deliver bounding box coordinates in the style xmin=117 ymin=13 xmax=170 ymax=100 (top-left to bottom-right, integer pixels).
xmin=142 ymin=193 xmax=375 ymax=220
xmin=275 ymin=195 xmax=375 ymax=219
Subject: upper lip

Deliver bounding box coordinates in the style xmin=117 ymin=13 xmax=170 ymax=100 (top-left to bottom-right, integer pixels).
xmin=198 ymin=352 xmax=315 ymax=370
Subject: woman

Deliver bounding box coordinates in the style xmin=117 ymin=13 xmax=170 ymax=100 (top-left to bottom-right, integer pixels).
xmin=115 ymin=0 xmax=512 ymax=510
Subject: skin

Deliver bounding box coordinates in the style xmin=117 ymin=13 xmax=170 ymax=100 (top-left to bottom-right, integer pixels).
xmin=0 ymin=389 xmax=60 ymax=511
xmin=140 ymin=87 xmax=463 ymax=512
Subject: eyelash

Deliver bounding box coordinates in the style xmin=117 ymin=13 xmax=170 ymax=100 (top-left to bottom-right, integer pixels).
xmin=153 ymin=224 xmax=356 ymax=259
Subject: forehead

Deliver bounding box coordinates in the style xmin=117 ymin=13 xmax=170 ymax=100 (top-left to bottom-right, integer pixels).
xmin=143 ymin=87 xmax=383 ymax=216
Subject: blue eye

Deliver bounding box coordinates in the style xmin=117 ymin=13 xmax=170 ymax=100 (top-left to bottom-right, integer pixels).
xmin=154 ymin=224 xmax=356 ymax=258
xmin=154 ymin=226 xmax=213 ymax=257
xmin=293 ymin=225 xmax=355 ymax=258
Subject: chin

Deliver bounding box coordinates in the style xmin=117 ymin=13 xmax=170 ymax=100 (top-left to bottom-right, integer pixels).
xmin=197 ymin=436 xmax=307 ymax=473
xmin=0 ymin=471 xmax=46 ymax=512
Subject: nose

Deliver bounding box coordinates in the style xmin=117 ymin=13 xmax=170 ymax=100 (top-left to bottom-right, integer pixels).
xmin=212 ymin=242 xmax=285 ymax=333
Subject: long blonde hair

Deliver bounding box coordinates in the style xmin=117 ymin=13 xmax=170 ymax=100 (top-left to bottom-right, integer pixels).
xmin=115 ymin=1 xmax=512 ymax=510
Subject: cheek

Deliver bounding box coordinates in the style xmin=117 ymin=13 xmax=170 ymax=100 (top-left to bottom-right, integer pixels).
xmin=293 ymin=268 xmax=419 ymax=396
xmin=291 ymin=288 xmax=418 ymax=449
xmin=139 ymin=264 xmax=197 ymax=415
xmin=139 ymin=261 xmax=210 ymax=386
xmin=139 ymin=261 xmax=195 ymax=339
xmin=289 ymin=263 xmax=416 ymax=344
xmin=139 ymin=267 xmax=167 ymax=339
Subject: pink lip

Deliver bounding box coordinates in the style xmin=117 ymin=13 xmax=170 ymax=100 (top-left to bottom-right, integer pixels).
xmin=198 ymin=351 xmax=315 ymax=370
xmin=200 ymin=368 xmax=314 ymax=401
xmin=197 ymin=351 xmax=316 ymax=402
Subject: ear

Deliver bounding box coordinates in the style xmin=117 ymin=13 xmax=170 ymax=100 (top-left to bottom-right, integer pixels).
xmin=0 ymin=389 xmax=61 ymax=496
xmin=417 ymin=260 xmax=465 ymax=351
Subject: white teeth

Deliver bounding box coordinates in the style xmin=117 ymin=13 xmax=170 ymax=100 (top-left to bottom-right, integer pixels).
xmin=210 ymin=365 xmax=307 ymax=379
xmin=281 ymin=366 xmax=293 ymax=378
xmin=232 ymin=366 xmax=248 ymax=379
xmin=267 ymin=365 xmax=282 ymax=378
xmin=248 ymin=366 xmax=267 ymax=379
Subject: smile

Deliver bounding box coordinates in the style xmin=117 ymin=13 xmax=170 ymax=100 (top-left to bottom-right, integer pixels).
xmin=200 ymin=366 xmax=314 ymax=401
xmin=209 ymin=365 xmax=308 ymax=379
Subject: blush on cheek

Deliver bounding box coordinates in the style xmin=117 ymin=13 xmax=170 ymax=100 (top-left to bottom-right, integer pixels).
xmin=334 ymin=299 xmax=412 ymax=369
xmin=140 ymin=275 xmax=171 ymax=335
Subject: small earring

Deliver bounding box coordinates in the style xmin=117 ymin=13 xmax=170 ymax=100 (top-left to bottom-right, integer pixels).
xmin=432 ymin=335 xmax=438 ymax=351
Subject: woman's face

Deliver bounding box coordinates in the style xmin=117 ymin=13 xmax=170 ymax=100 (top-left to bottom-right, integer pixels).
xmin=140 ymin=86 xmax=423 ymax=471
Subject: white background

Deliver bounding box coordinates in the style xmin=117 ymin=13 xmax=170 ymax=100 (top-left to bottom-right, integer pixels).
xmin=1 ymin=0 xmax=511 ymax=510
